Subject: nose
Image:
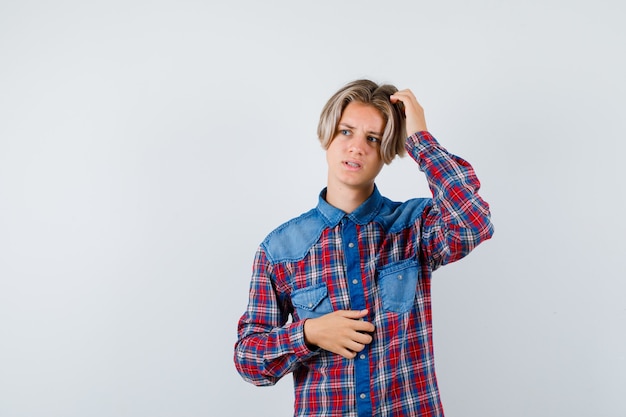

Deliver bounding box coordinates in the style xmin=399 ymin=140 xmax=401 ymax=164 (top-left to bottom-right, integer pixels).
xmin=349 ymin=134 xmax=368 ymax=154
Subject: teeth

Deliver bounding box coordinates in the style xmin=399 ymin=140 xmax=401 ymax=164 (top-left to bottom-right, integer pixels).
xmin=346 ymin=162 xmax=360 ymax=167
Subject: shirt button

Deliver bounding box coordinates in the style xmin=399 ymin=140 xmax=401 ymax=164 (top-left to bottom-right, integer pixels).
xmin=359 ymin=393 xmax=367 ymax=400
xmin=348 ymin=242 xmax=355 ymax=248
xmin=352 ymin=279 xmax=358 ymax=285
xmin=359 ymin=354 xmax=366 ymax=360
xmin=398 ymin=274 xmax=403 ymax=280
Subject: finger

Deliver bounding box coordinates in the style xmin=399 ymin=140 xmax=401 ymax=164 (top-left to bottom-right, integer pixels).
xmin=352 ymin=331 xmax=373 ymax=345
xmin=390 ymin=90 xmax=427 ymax=134
xmin=352 ymin=320 xmax=375 ymax=333
xmin=391 ymin=90 xmax=420 ymax=107
xmin=338 ymin=309 xmax=369 ymax=320
xmin=338 ymin=348 xmax=358 ymax=359
xmin=390 ymin=89 xmax=415 ymax=102
xmin=346 ymin=340 xmax=366 ymax=353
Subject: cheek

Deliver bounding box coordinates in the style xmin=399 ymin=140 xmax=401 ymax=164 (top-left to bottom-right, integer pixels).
xmin=325 ymin=148 xmax=338 ymax=166
xmin=374 ymin=161 xmax=384 ymax=175
xmin=326 ymin=140 xmax=343 ymax=161
xmin=371 ymin=150 xmax=384 ymax=167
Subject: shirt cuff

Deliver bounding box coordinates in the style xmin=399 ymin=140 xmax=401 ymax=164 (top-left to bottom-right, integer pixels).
xmin=288 ymin=320 xmax=320 ymax=361
xmin=405 ymin=131 xmax=439 ymax=154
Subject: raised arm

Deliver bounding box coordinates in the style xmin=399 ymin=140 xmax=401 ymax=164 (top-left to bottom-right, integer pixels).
xmin=391 ymin=89 xmax=494 ymax=269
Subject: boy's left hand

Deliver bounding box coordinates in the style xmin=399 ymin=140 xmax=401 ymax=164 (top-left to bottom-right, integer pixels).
xmin=390 ymin=89 xmax=427 ymax=136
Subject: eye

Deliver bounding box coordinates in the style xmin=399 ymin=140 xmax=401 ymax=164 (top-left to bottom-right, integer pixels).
xmin=367 ymin=136 xmax=381 ymax=144
xmin=340 ymin=129 xmax=351 ymax=136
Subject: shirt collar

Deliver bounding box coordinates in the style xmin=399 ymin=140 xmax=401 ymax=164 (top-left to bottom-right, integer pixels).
xmin=316 ymin=185 xmax=383 ymax=227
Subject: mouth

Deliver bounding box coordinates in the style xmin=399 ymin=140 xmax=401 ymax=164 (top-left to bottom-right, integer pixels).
xmin=344 ymin=160 xmax=362 ymax=169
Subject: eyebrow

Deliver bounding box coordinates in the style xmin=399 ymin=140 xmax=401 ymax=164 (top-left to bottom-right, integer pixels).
xmin=338 ymin=123 xmax=382 ymax=137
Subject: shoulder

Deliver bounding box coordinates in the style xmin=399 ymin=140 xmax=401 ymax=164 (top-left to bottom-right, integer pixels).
xmin=376 ymin=196 xmax=432 ymax=232
xmin=260 ymin=208 xmax=328 ymax=263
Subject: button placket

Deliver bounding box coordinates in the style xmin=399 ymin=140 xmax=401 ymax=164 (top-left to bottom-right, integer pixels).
xmin=341 ymin=218 xmax=372 ymax=415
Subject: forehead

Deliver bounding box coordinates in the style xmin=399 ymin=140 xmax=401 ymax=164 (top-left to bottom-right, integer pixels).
xmin=339 ymin=101 xmax=385 ymax=130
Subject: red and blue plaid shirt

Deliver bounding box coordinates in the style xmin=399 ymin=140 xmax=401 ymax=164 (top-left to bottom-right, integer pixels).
xmin=235 ymin=132 xmax=494 ymax=416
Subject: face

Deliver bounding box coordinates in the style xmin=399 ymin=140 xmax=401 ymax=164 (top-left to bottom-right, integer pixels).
xmin=326 ymin=101 xmax=385 ymax=195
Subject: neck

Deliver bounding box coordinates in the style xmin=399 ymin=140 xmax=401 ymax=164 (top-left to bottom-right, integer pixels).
xmin=325 ymin=182 xmax=374 ymax=214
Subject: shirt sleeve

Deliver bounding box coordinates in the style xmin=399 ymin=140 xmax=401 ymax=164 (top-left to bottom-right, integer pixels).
xmin=406 ymin=131 xmax=494 ymax=270
xmin=234 ymin=248 xmax=319 ymax=386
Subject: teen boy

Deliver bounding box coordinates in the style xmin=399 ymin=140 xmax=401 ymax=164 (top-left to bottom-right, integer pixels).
xmin=234 ymin=79 xmax=494 ymax=416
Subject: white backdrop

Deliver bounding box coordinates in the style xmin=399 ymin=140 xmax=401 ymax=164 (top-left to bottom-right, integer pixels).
xmin=1 ymin=1 xmax=625 ymax=416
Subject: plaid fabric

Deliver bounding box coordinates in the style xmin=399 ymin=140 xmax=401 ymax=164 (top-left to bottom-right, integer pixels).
xmin=235 ymin=132 xmax=494 ymax=416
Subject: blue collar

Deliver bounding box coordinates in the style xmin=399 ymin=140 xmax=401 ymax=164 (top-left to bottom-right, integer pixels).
xmin=316 ymin=186 xmax=384 ymax=227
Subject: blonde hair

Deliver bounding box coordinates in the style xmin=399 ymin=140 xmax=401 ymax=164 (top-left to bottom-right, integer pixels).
xmin=317 ymin=79 xmax=407 ymax=164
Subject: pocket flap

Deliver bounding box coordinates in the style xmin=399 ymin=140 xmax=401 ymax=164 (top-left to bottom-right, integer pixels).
xmin=291 ymin=282 xmax=328 ymax=311
xmin=378 ymin=258 xmax=418 ymax=277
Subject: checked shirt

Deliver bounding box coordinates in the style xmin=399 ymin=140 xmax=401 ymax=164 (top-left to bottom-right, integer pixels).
xmin=234 ymin=131 xmax=494 ymax=416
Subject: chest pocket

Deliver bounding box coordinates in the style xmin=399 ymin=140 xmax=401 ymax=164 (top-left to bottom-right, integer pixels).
xmin=378 ymin=259 xmax=419 ymax=313
xmin=291 ymin=282 xmax=334 ymax=320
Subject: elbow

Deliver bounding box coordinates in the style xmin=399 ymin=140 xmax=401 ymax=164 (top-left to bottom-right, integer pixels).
xmin=468 ymin=203 xmax=494 ymax=243
xmin=471 ymin=214 xmax=494 ymax=247
xmin=455 ymin=214 xmax=494 ymax=254
xmin=241 ymin=373 xmax=278 ymax=387
xmin=482 ymin=216 xmax=495 ymax=241
xmin=233 ymin=346 xmax=279 ymax=387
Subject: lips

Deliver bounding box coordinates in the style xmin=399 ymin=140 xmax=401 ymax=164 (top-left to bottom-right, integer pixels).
xmin=344 ymin=160 xmax=362 ymax=169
